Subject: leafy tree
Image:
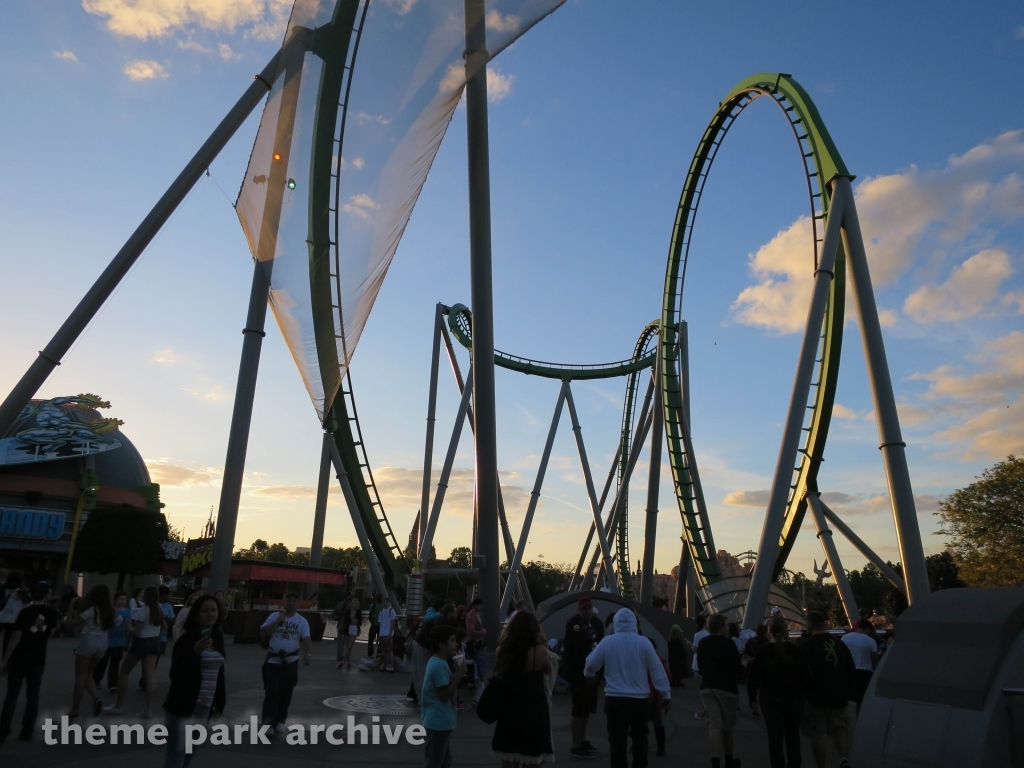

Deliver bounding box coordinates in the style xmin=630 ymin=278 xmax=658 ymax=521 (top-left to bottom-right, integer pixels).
xmin=926 ymin=550 xmax=965 ymax=591
xmin=73 ymin=508 xmax=170 ymax=591
xmin=320 ymin=546 xmax=366 ymax=571
xmin=521 ymin=561 xmax=573 ymax=604
xmin=448 ymin=547 xmax=473 ymax=568
xmin=937 ymin=455 xmax=1024 ymax=587
xmin=235 ymin=539 xmax=270 ymax=559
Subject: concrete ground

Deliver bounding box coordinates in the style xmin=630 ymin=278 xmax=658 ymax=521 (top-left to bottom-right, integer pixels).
xmin=0 ymin=634 xmax=856 ymax=767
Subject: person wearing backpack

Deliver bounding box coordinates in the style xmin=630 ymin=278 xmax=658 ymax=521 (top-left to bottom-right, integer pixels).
xmin=411 ymin=600 xmax=447 ymax=700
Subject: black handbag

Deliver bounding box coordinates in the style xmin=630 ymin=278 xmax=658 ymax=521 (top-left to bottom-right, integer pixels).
xmin=475 ymin=675 xmax=506 ymax=724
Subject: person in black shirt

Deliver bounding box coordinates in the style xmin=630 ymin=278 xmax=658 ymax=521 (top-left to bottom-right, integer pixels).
xmin=749 ymin=614 xmax=808 ymax=768
xmin=0 ymin=581 xmax=57 ymax=743
xmin=696 ymin=613 xmax=743 ymax=768
xmin=561 ymin=596 xmax=604 ymax=758
xmin=799 ymin=612 xmax=854 ymax=768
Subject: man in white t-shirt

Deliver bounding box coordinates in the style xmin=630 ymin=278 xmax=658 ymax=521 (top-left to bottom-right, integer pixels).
xmin=842 ymin=618 xmax=879 ymax=713
xmin=377 ymin=596 xmax=398 ymax=673
xmin=259 ymin=593 xmax=312 ymax=733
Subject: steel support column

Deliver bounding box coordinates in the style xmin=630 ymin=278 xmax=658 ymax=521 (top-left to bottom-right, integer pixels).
xmin=419 ymin=372 xmax=474 ymax=564
xmin=837 ymin=175 xmax=929 ymax=604
xmin=464 ymin=0 xmax=500 ymax=647
xmin=565 ymin=385 xmax=617 ymax=596
xmin=807 ymin=493 xmax=858 ymax=626
xmin=329 ymin=441 xmax=388 ymax=600
xmin=672 ymin=539 xmax=689 ymax=615
xmin=744 ymin=179 xmax=848 ymax=629
xmin=568 ymin=448 xmax=621 ymax=592
xmin=209 ymin=260 xmax=272 ymax=591
xmin=500 ymin=382 xmax=567 ymax=615
xmin=640 ymin=352 xmax=664 ymax=606
xmin=419 ymin=304 xmax=444 ymax=552
xmin=309 ymin=431 xmax=333 ymax=567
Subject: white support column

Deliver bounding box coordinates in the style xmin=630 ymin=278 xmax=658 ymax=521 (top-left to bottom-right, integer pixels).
xmin=838 ymin=175 xmax=929 ymax=605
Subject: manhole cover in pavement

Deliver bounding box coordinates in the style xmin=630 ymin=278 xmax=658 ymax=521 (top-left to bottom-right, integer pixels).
xmin=323 ymin=694 xmax=419 ymax=717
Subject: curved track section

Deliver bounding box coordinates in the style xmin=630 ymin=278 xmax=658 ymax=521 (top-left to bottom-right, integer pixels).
xmin=660 ymin=73 xmax=849 ymax=604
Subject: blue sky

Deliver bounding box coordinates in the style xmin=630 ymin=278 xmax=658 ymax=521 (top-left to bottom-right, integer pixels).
xmin=1 ymin=1 xmax=1022 ymax=580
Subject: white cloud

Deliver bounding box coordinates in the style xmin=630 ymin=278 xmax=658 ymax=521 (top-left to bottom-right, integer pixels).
xmin=485 ymin=10 xmax=520 ymax=33
xmin=54 ymin=50 xmax=78 ymax=61
xmin=913 ymin=331 xmax=1024 ymax=460
xmin=123 ymin=59 xmax=168 ymax=80
xmin=249 ymin=485 xmax=317 ymax=499
xmin=731 ymin=131 xmax=1024 ymax=333
xmin=379 ymin=0 xmax=417 ymax=15
xmin=82 ymin=0 xmax=293 ymax=40
xmin=351 ymin=157 xmax=365 ymax=170
xmin=218 ymin=43 xmax=239 ymax=61
xmin=1016 ymin=25 xmax=1024 ymax=40
xmin=438 ymin=62 xmax=465 ymax=96
xmin=151 ymin=348 xmax=179 ymax=365
xmin=832 ymin=403 xmax=858 ymax=420
xmin=177 ymin=38 xmax=210 ymax=52
xmin=342 ymin=193 xmax=380 ymax=221
xmin=354 ymin=112 xmax=391 ymax=126
xmin=723 ymin=489 xmax=770 ymax=507
xmin=903 ymin=248 xmax=1017 ymax=322
xmin=487 ymin=68 xmax=515 ymax=102
xmin=146 ymin=460 xmax=221 ymax=487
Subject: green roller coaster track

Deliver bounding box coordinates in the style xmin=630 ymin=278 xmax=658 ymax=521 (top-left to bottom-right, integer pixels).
xmin=322 ymin=71 xmax=850 ymax=607
xmin=661 ymin=72 xmax=848 ymax=599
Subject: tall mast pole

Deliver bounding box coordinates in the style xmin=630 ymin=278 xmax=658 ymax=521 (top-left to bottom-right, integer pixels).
xmin=464 ymin=0 xmax=501 ymax=645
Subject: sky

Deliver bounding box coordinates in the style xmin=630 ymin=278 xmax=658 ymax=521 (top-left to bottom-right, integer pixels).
xmin=1 ymin=1 xmax=1023 ymax=583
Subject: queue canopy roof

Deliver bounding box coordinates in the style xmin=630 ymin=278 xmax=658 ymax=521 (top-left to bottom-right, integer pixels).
xmin=236 ymin=0 xmax=564 ymax=421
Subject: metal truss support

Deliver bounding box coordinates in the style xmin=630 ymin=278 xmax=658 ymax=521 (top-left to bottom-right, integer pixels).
xmin=500 ymin=382 xmax=568 ymax=615
xmin=565 ymin=385 xmax=617 ymax=596
xmin=807 ymin=493 xmax=859 ymax=626
xmin=568 ymin=448 xmax=620 ymax=592
xmin=744 ymin=178 xmax=848 ymax=629
xmin=820 ymin=501 xmax=906 ymax=595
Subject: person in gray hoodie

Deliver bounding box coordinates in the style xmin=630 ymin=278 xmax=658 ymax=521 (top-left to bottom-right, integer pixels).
xmin=584 ymin=609 xmax=671 ymax=768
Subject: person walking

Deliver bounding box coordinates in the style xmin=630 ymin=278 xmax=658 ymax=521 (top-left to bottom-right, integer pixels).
xmin=647 ymin=637 xmax=671 ymax=757
xmin=800 ymin=612 xmax=855 ymax=768
xmin=260 ymin=592 xmax=311 ymax=734
xmin=421 ymin=624 xmax=466 ymax=768
xmin=366 ymin=595 xmax=382 ymax=658
xmin=668 ymin=625 xmax=688 ymax=687
xmin=842 ymin=619 xmax=878 ymax=714
xmin=378 ymin=596 xmax=398 ymax=673
xmin=743 ymin=624 xmax=771 ymax=716
xmin=162 ymin=594 xmax=226 ymax=768
xmin=490 ymin=611 xmax=554 ymax=766
xmin=154 ymin=586 xmax=177 ymax=673
xmin=94 ymin=591 xmax=131 ymax=692
xmin=334 ymin=597 xmax=361 ymax=670
xmin=689 ymin=613 xmax=709 ymax=720
xmin=0 ymin=571 xmax=25 ymax=657
xmin=411 ymin=600 xmax=447 ymax=701
xmin=583 ymin=609 xmax=670 ymax=768
xmin=66 ymin=584 xmax=114 ymax=717
xmin=104 ymin=585 xmax=167 ymax=717
xmin=749 ymin=614 xmax=807 ymax=768
xmin=696 ymin=613 xmax=743 ymax=768
xmin=562 ymin=596 xmax=604 ymax=758
xmin=0 ymin=581 xmax=57 ymax=743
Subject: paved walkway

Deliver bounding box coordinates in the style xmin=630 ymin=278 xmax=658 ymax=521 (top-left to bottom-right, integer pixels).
xmin=0 ymin=635 xmax=854 ymax=767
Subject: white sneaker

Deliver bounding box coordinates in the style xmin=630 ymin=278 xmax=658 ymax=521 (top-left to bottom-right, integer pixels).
xmin=274 ymin=722 xmax=287 ymax=734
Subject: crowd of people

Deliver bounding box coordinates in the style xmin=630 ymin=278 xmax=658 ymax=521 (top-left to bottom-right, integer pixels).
xmin=1 ymin=565 xmax=883 ymax=768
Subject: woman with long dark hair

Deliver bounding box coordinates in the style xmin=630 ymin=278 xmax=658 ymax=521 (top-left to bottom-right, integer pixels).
xmin=66 ymin=584 xmax=114 ymax=717
xmin=491 ymin=611 xmax=554 ymax=766
xmin=104 ymin=585 xmax=166 ymax=717
xmin=162 ymin=594 xmax=226 ymax=768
